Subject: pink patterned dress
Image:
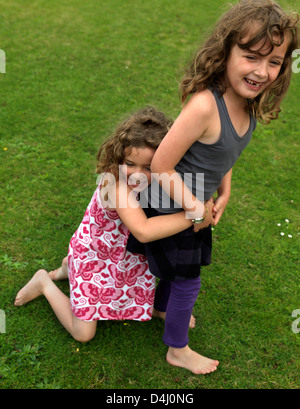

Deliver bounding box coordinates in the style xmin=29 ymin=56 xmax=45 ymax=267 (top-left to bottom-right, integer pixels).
xmin=68 ymin=178 xmax=156 ymax=322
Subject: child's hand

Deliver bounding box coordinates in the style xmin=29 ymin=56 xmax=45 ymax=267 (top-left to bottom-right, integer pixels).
xmin=211 ymin=194 xmax=229 ymax=225
xmin=192 ymin=198 xmax=214 ymax=232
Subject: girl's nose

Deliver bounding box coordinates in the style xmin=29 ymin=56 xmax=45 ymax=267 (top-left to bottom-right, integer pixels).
xmin=129 ymin=171 xmax=147 ymax=183
xmin=254 ymin=62 xmax=268 ymax=80
xmin=128 ymin=168 xmax=142 ymax=177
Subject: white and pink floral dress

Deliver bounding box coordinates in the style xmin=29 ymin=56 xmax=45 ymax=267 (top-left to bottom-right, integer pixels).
xmin=67 ymin=179 xmax=156 ymax=322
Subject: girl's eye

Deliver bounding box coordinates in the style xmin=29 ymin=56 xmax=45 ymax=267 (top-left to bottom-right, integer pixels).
xmin=270 ymin=60 xmax=281 ymax=66
xmin=245 ymin=55 xmax=257 ymax=61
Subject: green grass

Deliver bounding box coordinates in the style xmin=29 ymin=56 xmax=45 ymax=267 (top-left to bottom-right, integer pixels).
xmin=0 ymin=0 xmax=299 ymax=389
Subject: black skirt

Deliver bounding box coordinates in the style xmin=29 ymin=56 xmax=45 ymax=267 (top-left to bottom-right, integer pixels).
xmin=126 ymin=207 xmax=212 ymax=281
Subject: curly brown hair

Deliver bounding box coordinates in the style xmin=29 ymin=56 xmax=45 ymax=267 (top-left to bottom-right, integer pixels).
xmin=96 ymin=106 xmax=173 ymax=179
xmin=180 ymin=0 xmax=299 ymax=123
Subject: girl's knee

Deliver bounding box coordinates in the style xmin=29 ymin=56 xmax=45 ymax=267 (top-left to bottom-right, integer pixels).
xmin=73 ymin=330 xmax=96 ymax=343
xmin=72 ymin=318 xmax=97 ymax=343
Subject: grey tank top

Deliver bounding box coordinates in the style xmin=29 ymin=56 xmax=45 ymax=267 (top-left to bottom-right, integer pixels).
xmin=142 ymin=88 xmax=256 ymax=213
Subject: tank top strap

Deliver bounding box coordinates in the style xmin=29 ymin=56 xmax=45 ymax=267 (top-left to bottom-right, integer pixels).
xmin=210 ymin=88 xmax=254 ymax=142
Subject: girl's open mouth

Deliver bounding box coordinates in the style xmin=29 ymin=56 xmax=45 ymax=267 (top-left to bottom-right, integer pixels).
xmin=244 ymin=78 xmax=265 ymax=90
xmin=128 ymin=179 xmax=148 ymax=191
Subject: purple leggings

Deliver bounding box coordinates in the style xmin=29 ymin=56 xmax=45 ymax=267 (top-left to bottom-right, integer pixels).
xmin=154 ymin=276 xmax=201 ymax=348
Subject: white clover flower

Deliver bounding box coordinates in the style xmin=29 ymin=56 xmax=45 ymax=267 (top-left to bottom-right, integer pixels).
xmin=280 ymin=232 xmax=285 ymax=236
xmin=285 ymin=219 xmax=290 ymax=223
xmin=277 ymin=223 xmax=281 ymax=226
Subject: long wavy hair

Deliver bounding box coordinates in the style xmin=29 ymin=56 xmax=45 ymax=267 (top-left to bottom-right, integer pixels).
xmin=96 ymin=107 xmax=173 ymax=179
xmin=180 ymin=0 xmax=299 ymax=123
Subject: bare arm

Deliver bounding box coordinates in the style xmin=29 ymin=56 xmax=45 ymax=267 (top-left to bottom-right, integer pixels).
xmin=212 ymin=168 xmax=232 ymax=225
xmin=108 ymin=180 xmax=192 ymax=243
xmin=150 ymin=91 xmax=215 ymax=220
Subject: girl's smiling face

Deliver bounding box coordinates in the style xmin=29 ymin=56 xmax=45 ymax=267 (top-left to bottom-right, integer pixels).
xmin=225 ymin=30 xmax=289 ymax=102
xmin=121 ymin=146 xmax=155 ymax=192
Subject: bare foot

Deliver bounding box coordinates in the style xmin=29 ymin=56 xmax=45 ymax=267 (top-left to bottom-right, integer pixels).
xmin=152 ymin=309 xmax=196 ymax=329
xmin=49 ymin=257 xmax=68 ymax=281
xmin=14 ymin=269 xmax=49 ymax=306
xmin=166 ymin=345 xmax=219 ymax=375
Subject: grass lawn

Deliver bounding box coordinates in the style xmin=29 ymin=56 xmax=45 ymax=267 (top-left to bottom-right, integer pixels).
xmin=0 ymin=0 xmax=299 ymax=389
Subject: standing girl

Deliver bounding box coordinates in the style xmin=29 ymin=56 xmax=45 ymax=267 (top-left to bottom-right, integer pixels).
xmin=14 ymin=107 xmax=202 ymax=343
xmin=127 ymin=0 xmax=298 ymax=374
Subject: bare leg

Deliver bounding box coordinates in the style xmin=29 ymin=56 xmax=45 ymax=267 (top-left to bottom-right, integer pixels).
xmin=49 ymin=257 xmax=68 ymax=281
xmin=166 ymin=346 xmax=219 ymax=375
xmin=152 ymin=309 xmax=196 ymax=329
xmin=14 ymin=269 xmax=96 ymax=342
